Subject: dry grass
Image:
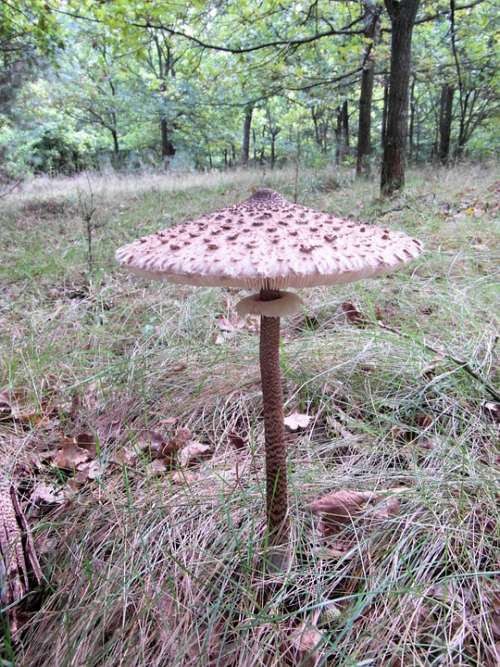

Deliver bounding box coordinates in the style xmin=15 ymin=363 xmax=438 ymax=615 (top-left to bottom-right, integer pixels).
xmin=1 ymin=163 xmax=499 ymax=666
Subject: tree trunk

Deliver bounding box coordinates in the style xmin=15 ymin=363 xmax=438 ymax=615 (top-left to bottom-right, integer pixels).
xmin=111 ymin=128 xmax=119 ymax=155
xmin=380 ymin=0 xmax=420 ymax=196
xmin=342 ymin=100 xmax=349 ymax=149
xmin=381 ymin=78 xmax=389 ymax=148
xmin=335 ymin=102 xmax=349 ymax=166
xmin=160 ymin=117 xmax=175 ymax=168
xmin=241 ymin=105 xmax=253 ymax=165
xmin=408 ymin=74 xmax=416 ymax=162
xmin=438 ymin=83 xmax=454 ymax=165
xmin=356 ymin=1 xmax=381 ymax=177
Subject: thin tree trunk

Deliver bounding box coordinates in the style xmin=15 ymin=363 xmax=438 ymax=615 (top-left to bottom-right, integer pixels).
xmin=381 ymin=0 xmax=420 ymax=196
xmin=439 ymin=83 xmax=455 ymax=165
xmin=111 ymin=128 xmax=119 ymax=155
xmin=160 ymin=117 xmax=168 ymax=158
xmin=342 ymin=100 xmax=349 ymax=149
xmin=381 ymin=78 xmax=389 ymax=148
xmin=241 ymin=105 xmax=253 ymax=165
xmin=270 ymin=135 xmax=276 ymax=169
xmin=356 ymin=2 xmax=381 ymax=177
xmin=335 ymin=102 xmax=349 ymax=166
xmin=408 ymin=74 xmax=416 ymax=162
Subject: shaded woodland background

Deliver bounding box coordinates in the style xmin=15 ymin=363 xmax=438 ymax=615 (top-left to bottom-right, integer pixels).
xmin=1 ymin=0 xmax=498 ymax=194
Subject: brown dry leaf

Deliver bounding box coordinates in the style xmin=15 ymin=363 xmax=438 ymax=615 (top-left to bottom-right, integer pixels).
xmin=289 ymin=623 xmax=324 ymax=667
xmin=148 ymin=458 xmax=173 ymax=475
xmin=308 ymin=489 xmax=378 ymax=532
xmin=310 ymin=489 xmax=403 ymax=538
xmin=179 ymin=441 xmax=211 ymax=467
xmin=137 ymin=429 xmax=166 ymax=454
xmin=170 ymin=426 xmax=192 ymax=448
xmin=228 ymin=430 xmax=246 ymax=450
xmin=73 ymin=432 xmax=97 ymax=456
xmin=30 ymin=483 xmax=64 ymax=505
xmin=53 ymin=440 xmax=91 ymax=470
xmin=170 ymin=470 xmax=200 ymax=484
xmin=482 ymin=401 xmax=500 ymax=423
xmin=284 ymin=412 xmax=311 ymax=431
xmin=111 ymin=447 xmax=138 ymax=466
xmin=158 ymin=417 xmax=179 ymax=428
xmin=75 ymin=460 xmax=104 ymax=483
xmin=0 ymin=388 xmax=38 ymax=423
xmin=136 ymin=430 xmax=180 ymax=463
xmin=415 ymin=413 xmax=433 ymax=429
xmin=214 ymin=314 xmax=259 ymax=344
xmin=169 ymin=362 xmax=187 ymax=373
xmin=341 ymin=301 xmax=367 ymax=327
xmin=371 ymin=496 xmax=401 ymax=521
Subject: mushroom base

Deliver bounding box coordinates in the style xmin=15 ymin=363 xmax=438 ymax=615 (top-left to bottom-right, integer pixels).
xmin=236 ymin=291 xmax=303 ymax=318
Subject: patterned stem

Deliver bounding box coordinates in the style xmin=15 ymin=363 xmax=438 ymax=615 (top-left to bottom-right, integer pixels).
xmin=259 ymin=289 xmax=289 ymax=544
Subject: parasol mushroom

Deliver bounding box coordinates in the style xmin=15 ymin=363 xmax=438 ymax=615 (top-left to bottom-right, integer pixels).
xmin=116 ymin=188 xmax=423 ymax=545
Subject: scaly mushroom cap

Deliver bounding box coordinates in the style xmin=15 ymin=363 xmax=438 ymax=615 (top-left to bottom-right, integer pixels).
xmin=116 ymin=189 xmax=423 ymax=289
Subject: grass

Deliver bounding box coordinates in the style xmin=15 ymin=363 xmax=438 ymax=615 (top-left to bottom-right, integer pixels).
xmin=1 ymin=163 xmax=499 ymax=666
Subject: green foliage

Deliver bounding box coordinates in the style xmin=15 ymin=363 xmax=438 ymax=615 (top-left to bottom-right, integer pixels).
xmin=1 ymin=0 xmax=498 ymax=176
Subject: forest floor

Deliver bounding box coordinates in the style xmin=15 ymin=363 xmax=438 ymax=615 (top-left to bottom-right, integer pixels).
xmin=1 ymin=164 xmax=499 ymax=666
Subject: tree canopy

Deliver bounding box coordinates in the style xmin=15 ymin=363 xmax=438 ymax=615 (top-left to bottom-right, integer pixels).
xmin=1 ymin=0 xmax=498 ymax=185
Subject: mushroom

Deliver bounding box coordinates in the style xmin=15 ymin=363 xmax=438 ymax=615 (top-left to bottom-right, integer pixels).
xmin=116 ymin=189 xmax=423 ymax=545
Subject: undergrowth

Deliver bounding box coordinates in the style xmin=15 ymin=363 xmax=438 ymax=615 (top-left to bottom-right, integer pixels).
xmin=1 ymin=164 xmax=499 ymax=666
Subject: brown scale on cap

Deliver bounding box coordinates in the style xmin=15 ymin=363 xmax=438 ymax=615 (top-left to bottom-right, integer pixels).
xmin=116 ymin=189 xmax=423 ymax=288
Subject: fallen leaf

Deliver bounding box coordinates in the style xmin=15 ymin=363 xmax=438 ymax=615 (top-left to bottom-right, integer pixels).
xmin=75 ymin=460 xmax=104 ymax=482
xmin=169 ymin=362 xmax=187 ymax=373
xmin=310 ymin=490 xmax=375 ymax=520
xmin=158 ymin=417 xmax=178 ymax=428
xmin=310 ymin=489 xmax=402 ymax=537
xmin=111 ymin=447 xmax=138 ymax=466
xmin=0 ymin=388 xmax=38 ymax=423
xmin=30 ymin=483 xmax=64 ymax=505
xmin=482 ymin=401 xmax=500 ymax=423
xmin=284 ymin=412 xmax=311 ymax=431
xmin=415 ymin=413 xmax=433 ymax=429
xmin=53 ymin=440 xmax=91 ymax=470
xmin=170 ymin=470 xmax=200 ymax=484
xmin=228 ymin=430 xmax=246 ymax=450
xmin=214 ymin=313 xmax=259 ymax=343
xmin=341 ymin=301 xmax=367 ymax=327
xmin=171 ymin=427 xmax=192 ymax=447
xmin=289 ymin=623 xmax=324 ymax=667
xmin=148 ymin=458 xmax=172 ymax=475
xmin=179 ymin=441 xmax=211 ymax=467
xmin=73 ymin=432 xmax=97 ymax=456
xmin=137 ymin=430 xmax=166 ymax=454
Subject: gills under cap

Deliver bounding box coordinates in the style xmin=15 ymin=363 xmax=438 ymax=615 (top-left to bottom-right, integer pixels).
xmin=116 ymin=189 xmax=423 ymax=289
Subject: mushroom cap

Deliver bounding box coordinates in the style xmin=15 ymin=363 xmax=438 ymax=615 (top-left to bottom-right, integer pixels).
xmin=116 ymin=189 xmax=423 ymax=289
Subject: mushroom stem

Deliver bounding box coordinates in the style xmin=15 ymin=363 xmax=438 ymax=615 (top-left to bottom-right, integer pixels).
xmin=259 ymin=288 xmax=289 ymax=544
